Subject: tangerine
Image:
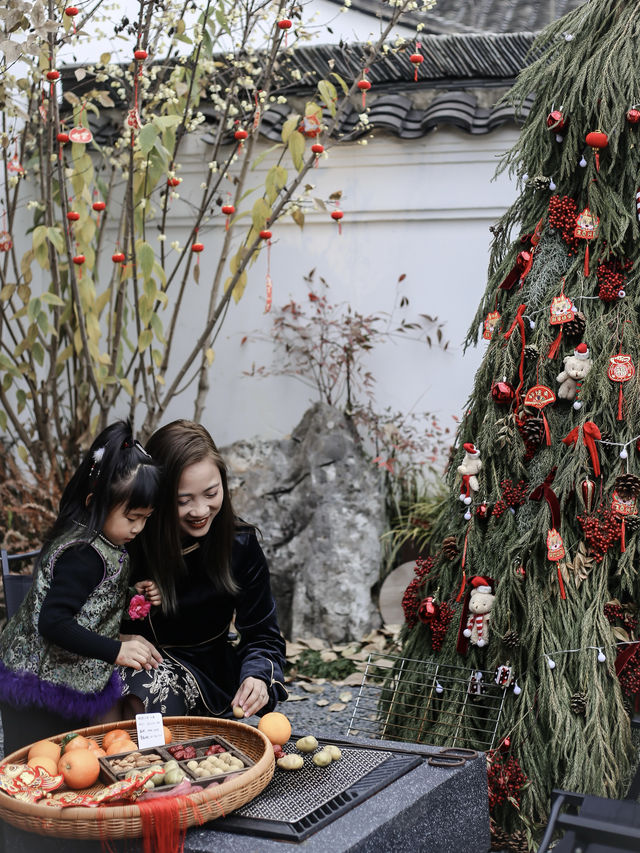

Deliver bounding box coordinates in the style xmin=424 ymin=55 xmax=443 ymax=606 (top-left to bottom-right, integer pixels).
xmin=86 ymin=740 xmax=107 ymax=757
xmin=257 ymin=711 xmax=292 ymax=746
xmin=27 ymin=740 xmax=61 ymax=763
xmin=163 ymin=725 xmax=172 ymax=744
xmin=57 ymin=748 xmax=100 ymax=790
xmin=63 ymin=734 xmax=90 ymax=753
xmin=106 ymin=737 xmax=137 ymax=755
xmin=27 ymin=755 xmax=59 ymax=776
xmin=101 ymin=729 xmax=130 ymax=750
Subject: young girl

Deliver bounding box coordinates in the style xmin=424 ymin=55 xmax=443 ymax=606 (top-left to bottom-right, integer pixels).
xmin=0 ymin=421 xmax=163 ymax=755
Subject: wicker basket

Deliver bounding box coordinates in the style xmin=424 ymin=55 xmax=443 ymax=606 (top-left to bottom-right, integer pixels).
xmin=0 ymin=716 xmax=274 ymax=839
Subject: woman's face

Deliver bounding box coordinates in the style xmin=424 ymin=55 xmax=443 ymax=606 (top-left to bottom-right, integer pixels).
xmin=176 ymin=457 xmax=224 ymax=539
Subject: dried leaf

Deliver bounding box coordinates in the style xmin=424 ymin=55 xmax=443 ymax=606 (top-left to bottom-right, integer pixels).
xmin=319 ymin=650 xmax=338 ymax=663
xmin=301 ymin=637 xmax=328 ymax=652
xmin=285 ymin=694 xmax=308 ymax=702
xmin=336 ymin=672 xmax=364 ymax=686
xmin=328 ymin=703 xmax=346 ymax=712
xmin=298 ymin=682 xmax=324 ymax=694
xmin=316 ymin=699 xmax=329 ymax=707
xmin=338 ymin=691 xmax=353 ymax=703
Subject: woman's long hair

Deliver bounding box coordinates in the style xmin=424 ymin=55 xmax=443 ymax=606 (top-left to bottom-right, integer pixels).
xmin=138 ymin=420 xmax=241 ymax=613
xmin=42 ymin=420 xmax=161 ymax=551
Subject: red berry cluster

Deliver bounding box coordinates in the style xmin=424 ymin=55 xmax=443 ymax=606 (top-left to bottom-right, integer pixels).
xmin=402 ymin=577 xmax=422 ymax=628
xmin=486 ymin=751 xmax=529 ymax=811
xmin=500 ymin=479 xmax=528 ymax=508
xmin=414 ymin=556 xmax=434 ymax=580
xmin=618 ymin=655 xmax=640 ymax=697
xmin=430 ymin=601 xmax=455 ymax=652
xmin=604 ymin=602 xmax=638 ymax=632
xmin=548 ymin=195 xmax=579 ymax=254
xmin=491 ymin=500 xmax=506 ymax=518
xmin=577 ymin=509 xmax=622 ymax=562
xmin=596 ymin=257 xmax=632 ymax=303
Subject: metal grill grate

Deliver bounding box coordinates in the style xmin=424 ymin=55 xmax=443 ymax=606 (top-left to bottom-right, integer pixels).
xmin=347 ymin=653 xmax=508 ymax=751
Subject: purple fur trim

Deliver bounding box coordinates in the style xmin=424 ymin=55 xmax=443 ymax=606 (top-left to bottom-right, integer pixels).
xmin=0 ymin=661 xmax=122 ymax=718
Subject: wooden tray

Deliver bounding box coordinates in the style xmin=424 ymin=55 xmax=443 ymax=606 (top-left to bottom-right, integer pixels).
xmin=0 ymin=716 xmax=274 ymax=839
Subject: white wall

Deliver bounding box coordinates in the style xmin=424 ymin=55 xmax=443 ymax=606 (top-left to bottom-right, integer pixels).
xmin=151 ymin=124 xmax=520 ymax=447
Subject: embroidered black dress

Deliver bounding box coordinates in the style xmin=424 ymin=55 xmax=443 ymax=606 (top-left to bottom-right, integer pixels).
xmin=119 ymin=529 xmax=287 ymax=717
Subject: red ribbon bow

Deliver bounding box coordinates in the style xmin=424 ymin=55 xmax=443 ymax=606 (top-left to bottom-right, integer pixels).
xmin=562 ymin=422 xmax=601 ymax=477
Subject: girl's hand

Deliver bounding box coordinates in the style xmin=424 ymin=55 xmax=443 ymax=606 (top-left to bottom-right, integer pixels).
xmin=231 ymin=676 xmax=270 ymax=718
xmin=134 ymin=580 xmax=162 ymax=606
xmin=117 ymin=635 xmax=163 ymax=670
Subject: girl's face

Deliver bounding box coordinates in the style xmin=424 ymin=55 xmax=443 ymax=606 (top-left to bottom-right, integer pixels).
xmin=102 ymin=503 xmax=154 ymax=546
xmin=177 ymin=458 xmax=224 ymax=539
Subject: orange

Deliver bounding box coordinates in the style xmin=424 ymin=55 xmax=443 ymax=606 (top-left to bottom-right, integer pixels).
xmin=257 ymin=711 xmax=292 ymax=746
xmin=163 ymin=725 xmax=172 ymax=744
xmin=62 ymin=734 xmax=90 ymax=753
xmin=27 ymin=740 xmax=61 ymax=764
xmin=27 ymin=755 xmax=59 ymax=776
xmin=57 ymin=749 xmax=100 ymax=790
xmin=106 ymin=737 xmax=137 ymax=755
xmin=101 ymin=729 xmax=130 ymax=751
xmin=87 ymin=742 xmax=106 ymax=757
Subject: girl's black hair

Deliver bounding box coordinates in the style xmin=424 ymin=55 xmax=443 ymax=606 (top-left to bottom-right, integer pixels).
xmin=42 ymin=420 xmax=161 ymax=549
xmin=135 ymin=420 xmax=243 ymax=613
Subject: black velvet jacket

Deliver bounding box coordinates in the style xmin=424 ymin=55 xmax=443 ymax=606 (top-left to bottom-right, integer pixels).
xmin=122 ymin=529 xmax=287 ymax=716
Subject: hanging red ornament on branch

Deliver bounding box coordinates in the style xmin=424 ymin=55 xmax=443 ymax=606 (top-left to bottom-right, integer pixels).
xmin=491 ymin=378 xmax=515 ymax=405
xmin=221 ymin=202 xmax=235 ymax=230
xmin=409 ymin=43 xmax=423 ymax=82
xmin=68 ymin=125 xmax=93 ymax=144
xmin=482 ymin=310 xmax=500 ymax=340
xmin=546 ymin=109 xmax=567 ymax=142
xmin=547 ymin=280 xmax=576 ymax=359
xmin=608 ymin=354 xmax=635 ymax=421
xmin=234 ymin=127 xmax=248 ymax=154
xmin=277 ymin=17 xmax=292 ymax=46
xmin=548 ymin=194 xmax=580 ymax=253
xmin=111 ymin=251 xmax=125 ymax=264
xmin=523 ymin=384 xmax=556 ymax=445
xmin=259 ymin=226 xmax=273 ymax=312
xmin=596 ymin=256 xmax=631 ymax=302
xmin=574 ymin=207 xmax=599 ymax=276
xmin=585 ymin=129 xmax=608 ymax=172
xmin=563 ymin=421 xmax=602 ymax=477
xmin=65 ymin=5 xmax=79 ymax=33
xmin=357 ymin=69 xmax=371 ymax=109
xmin=626 ymin=106 xmax=640 ymax=125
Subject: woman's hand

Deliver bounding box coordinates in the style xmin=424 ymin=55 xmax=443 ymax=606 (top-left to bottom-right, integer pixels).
xmin=117 ymin=634 xmax=163 ymax=671
xmin=231 ymin=676 xmax=270 ymax=718
xmin=134 ymin=580 xmax=162 ymax=606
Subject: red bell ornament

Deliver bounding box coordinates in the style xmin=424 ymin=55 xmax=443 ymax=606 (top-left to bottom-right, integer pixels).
xmin=581 ymin=478 xmax=596 ymax=513
xmin=585 ymin=130 xmax=609 ymax=171
xmin=357 ymin=77 xmax=371 ymax=109
xmin=56 ymin=132 xmax=69 ymax=144
xmin=92 ymin=201 xmax=106 ymax=212
xmin=277 ymin=18 xmax=292 ymax=29
xmin=311 ymin=143 xmax=324 ymax=154
xmin=409 ymin=47 xmax=423 ymax=83
xmin=191 ymin=242 xmax=204 ymax=253
xmin=73 ymin=254 xmax=85 ymax=265
xmin=491 ymin=379 xmax=515 ymax=405
xmin=0 ymin=231 xmax=13 ymax=252
xmin=221 ymin=204 xmax=235 ymax=216
xmin=134 ymin=49 xmax=148 ymax=61
xmin=66 ymin=211 xmax=80 ymax=222
xmin=234 ymin=128 xmax=248 ymax=154
xmin=111 ymin=252 xmax=125 ymax=263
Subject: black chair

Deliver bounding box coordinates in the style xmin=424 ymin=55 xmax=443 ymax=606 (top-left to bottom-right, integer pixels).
xmin=1 ymin=549 xmax=38 ymax=620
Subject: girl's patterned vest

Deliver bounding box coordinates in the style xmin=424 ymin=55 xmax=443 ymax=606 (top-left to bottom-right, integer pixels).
xmin=0 ymin=528 xmax=129 ymax=718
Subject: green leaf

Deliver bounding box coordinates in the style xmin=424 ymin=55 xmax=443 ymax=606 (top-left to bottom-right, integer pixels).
xmin=281 ymin=115 xmax=300 ymax=144
xmin=137 ymin=242 xmax=155 ymax=280
xmin=0 ymin=284 xmax=16 ymax=301
xmin=291 ymin=208 xmax=305 ymax=229
xmin=32 ymin=225 xmax=47 ymax=249
xmin=153 ymin=115 xmax=182 ymax=130
xmin=150 ymin=312 xmax=165 ymax=343
xmin=138 ymin=329 xmax=153 ymax=352
xmin=0 ymin=410 xmax=7 ymax=430
xmin=330 ymin=72 xmax=350 ymax=96
xmin=32 ymin=341 xmax=45 ymax=365
xmin=318 ymin=80 xmax=337 ymax=116
xmin=120 ymin=377 xmax=134 ymax=397
xmin=138 ymin=123 xmax=159 ymax=155
xmin=288 ymin=130 xmax=306 ymax=171
xmin=41 ymin=292 xmax=65 ymax=306
xmin=265 ymin=165 xmax=288 ymax=204
xmin=251 ymin=198 xmax=272 ymax=231
xmin=251 ymin=143 xmax=284 ymax=170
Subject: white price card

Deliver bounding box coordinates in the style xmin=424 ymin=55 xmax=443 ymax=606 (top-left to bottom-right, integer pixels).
xmin=136 ymin=712 xmax=165 ymax=749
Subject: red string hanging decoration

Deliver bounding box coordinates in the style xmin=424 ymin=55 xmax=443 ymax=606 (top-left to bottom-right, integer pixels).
xmin=611 ymin=489 xmax=638 ymax=553
xmin=523 ymin=384 xmax=556 ymax=446
xmin=409 ymin=43 xmax=423 ymax=82
xmin=129 ymin=45 xmax=147 ymax=137
xmin=585 ymin=129 xmax=608 ymax=172
xmin=92 ymin=195 xmax=106 ymax=227
xmin=530 ymin=478 xmax=566 ymax=598
xmin=608 ymin=354 xmax=635 ymax=421
xmin=547 ymin=279 xmax=575 ymax=359
xmin=259 ymin=227 xmax=273 ymax=312
xmin=503 ymin=304 xmax=527 ymax=408
xmin=562 ymin=421 xmax=602 ymax=477
xmin=64 ymin=6 xmax=79 ymax=33
xmin=574 ymin=207 xmax=599 ymax=277
xmin=357 ymin=69 xmax=371 ymax=109
xmin=191 ymin=228 xmax=204 ymax=266
xmin=69 ymin=103 xmax=93 ymax=144
xmin=221 ymin=194 xmax=235 ymax=230
xmin=45 ymin=68 xmax=60 ymax=100
xmin=277 ymin=17 xmax=292 ymax=47
xmin=331 ymin=205 xmax=343 ymax=235
xmin=234 ymin=126 xmax=248 ymax=154
xmin=56 ymin=131 xmax=69 ymax=161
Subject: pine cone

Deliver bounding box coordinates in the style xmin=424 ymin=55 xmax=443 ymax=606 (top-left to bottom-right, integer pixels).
xmin=524 ymin=344 xmax=539 ymax=364
xmin=520 ymin=417 xmax=545 ymax=446
xmin=441 ymin=535 xmax=459 ymax=560
xmin=490 ymin=826 xmax=510 ymax=850
xmin=570 ymin=691 xmax=587 ymax=715
xmin=507 ymin=830 xmax=532 ymax=853
xmin=625 ymin=515 xmax=640 ymax=534
xmin=502 ymin=629 xmax=520 ymax=648
xmin=526 ymin=175 xmax=551 ymax=191
xmin=563 ymin=311 xmax=587 ymax=340
xmin=599 ymin=428 xmax=612 ymax=443
xmin=614 ymin=473 xmax=640 ymax=499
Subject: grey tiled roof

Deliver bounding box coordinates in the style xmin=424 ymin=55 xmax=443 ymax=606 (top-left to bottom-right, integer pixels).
xmin=325 ymin=0 xmax=589 ymax=35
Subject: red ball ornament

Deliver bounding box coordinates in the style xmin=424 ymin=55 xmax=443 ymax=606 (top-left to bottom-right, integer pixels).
xmin=234 ymin=129 xmax=248 ymax=142
xmin=111 ymin=252 xmax=125 ymax=263
xmin=134 ymin=49 xmax=148 ymax=61
xmin=357 ymin=79 xmax=371 ymax=93
xmin=46 ymin=70 xmax=60 ymax=81
xmin=56 ymin=132 xmax=69 ymax=144
xmin=65 ymin=5 xmax=79 ymax=15
xmin=191 ymin=242 xmax=204 ymax=253
xmin=410 ymin=53 xmax=424 ymax=66
xmin=418 ymin=596 xmax=440 ymax=625
xmin=546 ymin=109 xmax=565 ymax=130
xmin=627 ymin=108 xmax=640 ymax=125
xmin=66 ymin=211 xmax=80 ymax=221
xmin=167 ymin=177 xmax=181 ymax=187
xmin=500 ymin=737 xmax=512 ymax=751
xmin=491 ymin=379 xmax=515 ymax=405
xmin=259 ymin=229 xmax=272 ymax=240
xmin=476 ymin=503 xmax=489 ymax=520
xmin=277 ymin=19 xmax=292 ymax=29
xmin=221 ymin=204 xmax=235 ymax=216
xmin=92 ymin=201 xmax=106 ymax=212
xmin=72 ymin=254 xmax=85 ymax=265
xmin=585 ymin=130 xmax=609 ymax=149
xmin=311 ymin=143 xmax=324 ymax=154
xmin=331 ymin=209 xmax=344 ymax=221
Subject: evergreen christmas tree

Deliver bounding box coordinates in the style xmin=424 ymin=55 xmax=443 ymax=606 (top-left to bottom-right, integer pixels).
xmin=388 ymin=1 xmax=640 ymax=846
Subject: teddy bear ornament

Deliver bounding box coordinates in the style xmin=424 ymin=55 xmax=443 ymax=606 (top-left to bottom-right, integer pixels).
xmin=463 ymin=576 xmax=495 ymax=647
xmin=457 ymin=442 xmax=482 ymax=506
xmin=556 ymin=342 xmax=592 ymax=410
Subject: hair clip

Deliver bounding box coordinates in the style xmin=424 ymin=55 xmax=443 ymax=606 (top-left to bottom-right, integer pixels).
xmin=134 ymin=439 xmax=151 ymax=457
xmin=89 ymin=446 xmax=105 ymax=479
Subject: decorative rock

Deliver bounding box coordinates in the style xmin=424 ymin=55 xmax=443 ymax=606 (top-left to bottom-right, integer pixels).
xmin=223 ymin=403 xmax=385 ymax=642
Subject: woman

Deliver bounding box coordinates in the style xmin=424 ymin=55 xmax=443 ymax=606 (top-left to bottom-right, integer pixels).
xmin=119 ymin=420 xmax=287 ymax=719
